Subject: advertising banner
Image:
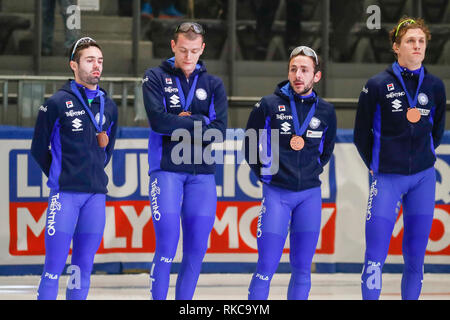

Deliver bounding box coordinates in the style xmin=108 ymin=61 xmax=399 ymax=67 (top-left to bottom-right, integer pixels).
xmin=1 ymin=127 xmax=449 ymax=274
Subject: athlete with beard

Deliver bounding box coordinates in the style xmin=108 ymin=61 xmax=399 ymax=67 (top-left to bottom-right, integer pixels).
xmin=243 ymin=46 xmax=337 ymax=299
xmin=31 ymin=37 xmax=118 ymax=300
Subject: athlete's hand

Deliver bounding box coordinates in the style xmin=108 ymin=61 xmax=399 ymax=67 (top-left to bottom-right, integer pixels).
xmin=178 ymin=111 xmax=192 ymax=117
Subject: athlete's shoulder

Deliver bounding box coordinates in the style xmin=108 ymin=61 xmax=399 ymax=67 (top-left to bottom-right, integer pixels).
xmin=367 ymin=68 xmax=394 ymax=87
xmin=45 ymin=87 xmax=75 ymax=112
xmin=317 ymin=97 xmax=336 ymax=120
xmin=257 ymin=93 xmax=283 ymax=112
xmin=317 ymin=96 xmax=334 ymax=109
xmin=143 ymin=66 xmax=165 ymax=80
xmin=424 ymin=68 xmax=445 ymax=88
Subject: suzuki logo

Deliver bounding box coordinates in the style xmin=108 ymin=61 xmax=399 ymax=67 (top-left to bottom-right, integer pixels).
xmin=280 ymin=122 xmax=291 ymax=133
xmin=169 ymin=95 xmax=180 ymax=105
xmin=72 ymin=118 xmax=82 ymax=129
xmin=392 ymin=99 xmax=402 ymax=111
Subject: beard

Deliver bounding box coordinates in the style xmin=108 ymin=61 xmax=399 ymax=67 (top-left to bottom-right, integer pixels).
xmin=298 ymin=82 xmax=314 ymax=95
xmin=78 ymin=69 xmax=101 ymax=86
xmin=293 ymin=78 xmax=314 ymax=95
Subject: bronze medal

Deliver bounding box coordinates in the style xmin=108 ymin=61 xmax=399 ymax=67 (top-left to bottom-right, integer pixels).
xmin=406 ymin=107 xmax=421 ymax=123
xmin=97 ymin=131 xmax=109 ymax=148
xmin=290 ymin=135 xmax=304 ymax=151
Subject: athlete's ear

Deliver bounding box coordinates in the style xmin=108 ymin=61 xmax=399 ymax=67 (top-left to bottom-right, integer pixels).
xmin=313 ymin=70 xmax=322 ymax=83
xmin=69 ymin=60 xmax=77 ymax=73
xmin=392 ymin=42 xmax=400 ymax=55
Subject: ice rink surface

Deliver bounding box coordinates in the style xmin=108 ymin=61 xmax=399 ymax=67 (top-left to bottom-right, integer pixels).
xmin=1 ymin=272 xmax=449 ymax=300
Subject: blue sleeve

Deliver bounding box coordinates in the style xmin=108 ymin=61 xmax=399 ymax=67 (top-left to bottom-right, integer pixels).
xmin=320 ymin=105 xmax=337 ymax=166
xmin=142 ymin=69 xmax=205 ymax=135
xmin=354 ymin=79 xmax=377 ymax=169
xmin=104 ymin=100 xmax=119 ymax=167
xmin=201 ymin=77 xmax=228 ymax=136
xmin=31 ymin=99 xmax=59 ymax=177
xmin=243 ymin=99 xmax=269 ymax=177
xmin=432 ymin=79 xmax=446 ymax=149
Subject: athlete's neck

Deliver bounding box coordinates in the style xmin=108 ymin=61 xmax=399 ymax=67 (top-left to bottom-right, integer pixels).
xmin=74 ymin=81 xmax=98 ymax=100
xmin=74 ymin=78 xmax=97 ymax=90
xmin=397 ymin=60 xmax=422 ymax=72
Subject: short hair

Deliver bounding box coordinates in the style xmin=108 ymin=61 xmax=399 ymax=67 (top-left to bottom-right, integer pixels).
xmin=69 ymin=37 xmax=102 ymax=63
xmin=389 ymin=17 xmax=431 ymax=46
xmin=289 ymin=46 xmax=321 ymax=74
xmin=173 ymin=22 xmax=205 ymax=42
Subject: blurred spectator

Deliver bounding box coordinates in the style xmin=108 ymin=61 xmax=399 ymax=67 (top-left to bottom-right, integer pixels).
xmin=252 ymin=0 xmax=302 ymax=60
xmin=42 ymin=0 xmax=80 ymax=56
xmin=117 ymin=0 xmax=132 ymax=16
xmin=0 ymin=14 xmax=31 ymax=54
xmin=330 ymin=0 xmax=363 ymax=62
xmin=141 ymin=1 xmax=184 ymax=18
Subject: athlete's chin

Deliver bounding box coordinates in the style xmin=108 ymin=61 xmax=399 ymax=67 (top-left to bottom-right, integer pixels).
xmin=88 ymin=76 xmax=101 ymax=84
xmin=292 ymin=85 xmax=305 ymax=94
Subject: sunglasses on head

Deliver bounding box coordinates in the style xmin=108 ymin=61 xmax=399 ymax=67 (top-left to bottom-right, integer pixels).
xmin=393 ymin=19 xmax=416 ymax=42
xmin=290 ymin=46 xmax=319 ymax=65
xmin=70 ymin=37 xmax=96 ymax=60
xmin=175 ymin=22 xmax=205 ymax=35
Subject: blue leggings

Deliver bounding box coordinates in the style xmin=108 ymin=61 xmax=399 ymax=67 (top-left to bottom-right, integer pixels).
xmin=37 ymin=190 xmax=105 ymax=300
xmin=248 ymin=184 xmax=322 ymax=300
xmin=361 ymin=167 xmax=436 ymax=300
xmin=149 ymin=170 xmax=217 ymax=300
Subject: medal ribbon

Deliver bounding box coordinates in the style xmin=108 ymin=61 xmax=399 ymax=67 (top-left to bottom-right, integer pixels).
xmin=175 ymin=74 xmax=199 ymax=112
xmin=70 ymin=80 xmax=105 ymax=133
xmin=391 ymin=62 xmax=425 ymax=110
xmin=289 ymin=90 xmax=317 ymax=137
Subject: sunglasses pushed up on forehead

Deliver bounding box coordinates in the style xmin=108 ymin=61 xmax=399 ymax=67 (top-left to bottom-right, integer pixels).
xmin=175 ymin=22 xmax=205 ymax=35
xmin=70 ymin=37 xmax=97 ymax=60
xmin=392 ymin=19 xmax=416 ymax=42
xmin=290 ymin=46 xmax=319 ymax=65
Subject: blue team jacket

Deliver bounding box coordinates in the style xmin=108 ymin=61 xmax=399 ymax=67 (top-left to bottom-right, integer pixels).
xmin=244 ymin=80 xmax=337 ymax=192
xmin=31 ymin=80 xmax=118 ymax=194
xmin=142 ymin=58 xmax=228 ymax=175
xmin=354 ymin=63 xmax=446 ymax=174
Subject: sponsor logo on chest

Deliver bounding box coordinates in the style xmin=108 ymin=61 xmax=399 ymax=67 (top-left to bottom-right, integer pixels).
xmin=72 ymin=118 xmax=83 ymax=131
xmin=169 ymin=95 xmax=181 ymax=108
xmin=391 ymin=99 xmax=403 ymax=112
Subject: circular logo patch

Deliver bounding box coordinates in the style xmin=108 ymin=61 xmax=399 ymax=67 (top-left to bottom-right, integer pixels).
xmin=95 ymin=113 xmax=106 ymax=125
xmin=195 ymin=88 xmax=207 ymax=100
xmin=418 ymin=93 xmax=428 ymax=106
xmin=309 ymin=117 xmax=321 ymax=129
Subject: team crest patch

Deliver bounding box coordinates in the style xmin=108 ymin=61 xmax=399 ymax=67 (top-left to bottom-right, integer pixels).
xmin=195 ymin=88 xmax=207 ymax=100
xmin=387 ymin=83 xmax=395 ymax=91
xmin=95 ymin=113 xmax=106 ymax=125
xmin=309 ymin=117 xmax=321 ymax=129
xmin=66 ymin=101 xmax=74 ymax=108
xmin=418 ymin=93 xmax=429 ymax=105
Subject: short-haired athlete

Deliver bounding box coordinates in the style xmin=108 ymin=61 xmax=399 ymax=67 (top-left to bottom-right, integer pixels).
xmin=354 ymin=17 xmax=446 ymax=300
xmin=31 ymin=37 xmax=118 ymax=299
xmin=142 ymin=22 xmax=228 ymax=300
xmin=244 ymin=46 xmax=337 ymax=299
